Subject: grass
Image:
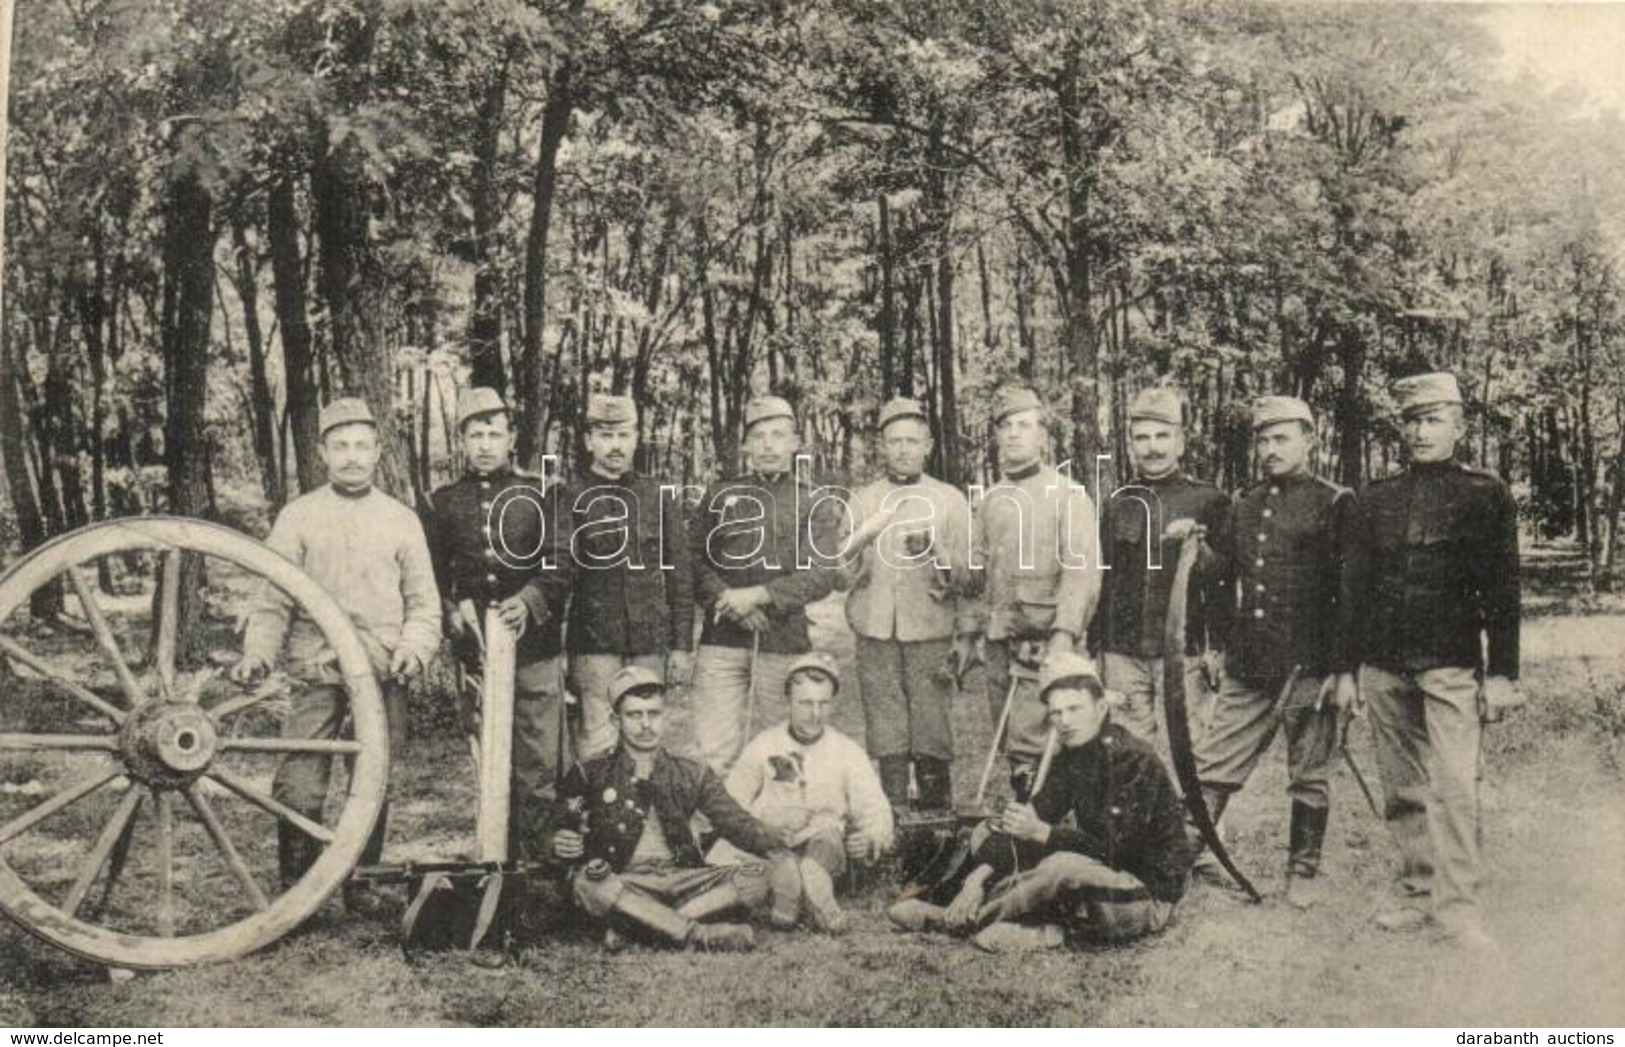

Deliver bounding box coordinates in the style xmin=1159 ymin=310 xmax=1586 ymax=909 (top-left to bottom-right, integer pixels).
xmin=1 ymin=572 xmax=1623 ymax=1026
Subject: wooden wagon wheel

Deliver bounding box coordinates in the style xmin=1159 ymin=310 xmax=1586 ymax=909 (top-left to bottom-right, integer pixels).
xmin=0 ymin=517 xmax=389 ymax=968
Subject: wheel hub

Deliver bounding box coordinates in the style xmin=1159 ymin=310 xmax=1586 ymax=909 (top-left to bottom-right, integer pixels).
xmin=119 ymin=701 xmax=219 ymax=787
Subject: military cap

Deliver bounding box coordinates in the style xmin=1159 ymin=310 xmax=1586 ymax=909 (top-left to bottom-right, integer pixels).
xmin=993 ymin=386 xmax=1044 ymax=425
xmin=744 ymin=395 xmax=797 ymax=431
xmin=318 ymin=397 xmax=376 ymax=438
xmin=1250 ymin=395 xmax=1314 ymax=431
xmin=784 ymin=650 xmax=841 ymax=695
xmin=877 ymin=397 xmax=929 ymax=433
xmin=1130 ymin=387 xmax=1184 ymax=427
xmin=1037 ymin=650 xmax=1105 ymax=702
xmin=456 ymin=386 xmax=509 ymax=429
xmin=1392 ymin=372 xmax=1463 ymax=416
xmin=607 ymin=664 xmax=666 ymax=710
xmin=586 ymin=394 xmax=638 ymax=428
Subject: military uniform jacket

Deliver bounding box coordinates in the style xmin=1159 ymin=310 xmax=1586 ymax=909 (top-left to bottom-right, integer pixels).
xmin=1357 ymin=459 xmax=1520 ymax=679
xmin=973 ymin=721 xmax=1191 ymax=904
xmin=558 ymin=470 xmax=695 ymax=657
xmin=1096 ymin=471 xmax=1230 ymax=658
xmin=546 ymin=747 xmax=780 ymax=873
xmin=690 ymin=470 xmax=845 ymax=655
xmin=841 ymin=473 xmax=975 ymax=643
xmin=1223 ymin=472 xmax=1361 ymax=683
xmin=967 ymin=462 xmax=1101 ymax=644
xmin=423 ymin=467 xmax=566 ymax=665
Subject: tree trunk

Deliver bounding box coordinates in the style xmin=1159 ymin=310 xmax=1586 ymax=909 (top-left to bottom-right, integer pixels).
xmin=468 ymin=59 xmax=510 ymax=390
xmin=518 ymin=58 xmax=576 ymax=467
xmin=160 ymin=171 xmax=216 ymax=521
xmin=1057 ymin=44 xmax=1102 ymax=469
xmin=232 ymin=217 xmax=282 ymax=508
xmin=267 ymin=171 xmax=321 ymax=494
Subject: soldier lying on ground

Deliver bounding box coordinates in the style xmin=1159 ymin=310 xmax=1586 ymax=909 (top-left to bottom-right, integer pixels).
xmin=718 ymin=652 xmax=894 ymax=934
xmin=887 ymin=652 xmax=1191 ymax=953
xmin=541 ymin=665 xmax=798 ymax=951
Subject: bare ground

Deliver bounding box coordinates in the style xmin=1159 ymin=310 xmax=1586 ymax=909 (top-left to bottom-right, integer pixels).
xmin=2 ymin=550 xmax=1623 ymax=1026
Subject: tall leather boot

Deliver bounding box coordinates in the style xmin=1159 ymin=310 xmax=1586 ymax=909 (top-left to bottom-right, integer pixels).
xmin=277 ymin=824 xmax=320 ymax=889
xmin=1284 ymin=801 xmax=1329 ymax=909
xmin=1187 ymin=788 xmax=1230 ymax=881
xmin=914 ymin=756 xmax=952 ymax=812
xmin=878 ymin=755 xmax=913 ymax=810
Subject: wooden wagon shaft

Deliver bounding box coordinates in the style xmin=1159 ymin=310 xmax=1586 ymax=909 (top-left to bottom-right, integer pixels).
xmin=475 ymin=605 xmax=516 ymax=863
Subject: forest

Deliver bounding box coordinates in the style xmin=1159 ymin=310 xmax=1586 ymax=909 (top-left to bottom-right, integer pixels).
xmin=3 ymin=0 xmax=1624 ymax=582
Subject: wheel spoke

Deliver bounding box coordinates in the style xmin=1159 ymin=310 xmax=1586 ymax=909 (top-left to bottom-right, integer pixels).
xmin=220 ymin=737 xmax=362 ymax=755
xmin=66 ymin=568 xmax=146 ymax=708
xmin=91 ymin=794 xmax=144 ymax=920
xmin=183 ymin=783 xmax=269 ymax=912
xmin=0 ymin=771 xmax=122 ymax=847
xmin=62 ymin=787 xmax=143 ymax=918
xmin=154 ymin=789 xmax=175 ymax=937
xmin=207 ymin=767 xmax=334 ymax=845
xmin=0 ymin=733 xmax=119 ymax=752
xmin=0 ymin=634 xmax=126 ymax=725
xmin=154 ymin=550 xmax=183 ymax=702
xmin=205 ymin=687 xmax=277 ymax=724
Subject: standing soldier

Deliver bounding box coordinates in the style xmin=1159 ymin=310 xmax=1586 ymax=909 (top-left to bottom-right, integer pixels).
xmin=423 ymin=387 xmax=567 ymax=852
xmin=1358 ymin=373 xmax=1520 ymax=950
xmin=563 ymin=393 xmax=695 ymax=761
xmin=689 ymin=396 xmax=846 ymax=775
xmin=956 ymin=386 xmax=1102 ymax=792
xmin=234 ymin=397 xmax=441 ymax=914
xmin=842 ymin=397 xmax=974 ymax=811
xmin=1095 ymin=387 xmax=1230 ymax=758
xmin=1190 ymin=396 xmax=1360 ymax=907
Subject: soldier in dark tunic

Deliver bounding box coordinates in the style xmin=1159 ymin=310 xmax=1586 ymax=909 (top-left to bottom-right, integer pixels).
xmin=561 ymin=394 xmax=694 ymax=761
xmin=1357 ymin=373 xmax=1521 ymax=951
xmin=544 ymin=667 xmax=794 ymax=952
xmin=1192 ymin=396 xmax=1360 ymax=907
xmin=423 ymin=388 xmax=568 ymax=850
xmin=1095 ymin=386 xmax=1230 ymax=762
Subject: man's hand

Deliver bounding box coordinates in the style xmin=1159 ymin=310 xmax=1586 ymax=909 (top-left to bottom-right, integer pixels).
xmin=494 ymin=596 xmax=529 ymax=636
xmin=666 ymin=649 xmax=694 ymax=687
xmin=996 ymin=801 xmax=1051 ymax=845
xmin=714 ymin=586 xmax=771 ymax=624
xmin=445 ymin=602 xmax=469 ymax=638
xmin=389 ymin=647 xmax=423 ymax=683
xmin=944 ymin=867 xmax=991 ymax=929
xmin=1480 ymin=675 xmax=1523 ymax=724
xmin=945 ymin=634 xmax=982 ymax=686
xmin=737 ymin=608 xmax=773 ymax=633
xmin=230 ymin=655 xmax=268 ymax=686
xmin=553 ymin=829 xmax=585 ymax=861
xmin=1163 ymin=517 xmax=1204 ymax=542
xmin=1200 ymin=649 xmax=1225 ymax=691
xmin=844 ymin=830 xmax=873 ymax=862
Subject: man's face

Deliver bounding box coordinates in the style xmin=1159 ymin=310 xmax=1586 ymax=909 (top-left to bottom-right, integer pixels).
xmin=1046 ymin=685 xmax=1108 ymax=749
xmin=319 ymin=423 xmax=381 ymax=490
xmin=995 ymin=408 xmax=1046 ymax=470
xmin=1129 ymin=420 xmax=1185 ymax=480
xmin=786 ymin=674 xmax=836 ymax=738
xmin=1255 ymin=421 xmax=1312 ymax=479
xmin=881 ymin=418 xmax=932 ymax=480
xmin=461 ymin=414 xmax=514 ymax=475
xmin=615 ymin=691 xmax=667 ymax=753
xmin=1402 ymin=406 xmax=1465 ymax=464
xmin=745 ymin=416 xmax=799 ymax=475
xmin=586 ymin=422 xmax=638 ymax=478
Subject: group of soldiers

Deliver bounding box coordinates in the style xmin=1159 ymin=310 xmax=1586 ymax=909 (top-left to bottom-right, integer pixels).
xmin=233 ymin=368 xmax=1521 ymax=956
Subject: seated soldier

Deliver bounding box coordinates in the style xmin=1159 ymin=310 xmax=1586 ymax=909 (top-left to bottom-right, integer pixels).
xmin=545 ymin=666 xmax=795 ymax=952
xmin=722 ymin=652 xmax=894 ymax=934
xmin=887 ymin=652 xmax=1191 ymax=952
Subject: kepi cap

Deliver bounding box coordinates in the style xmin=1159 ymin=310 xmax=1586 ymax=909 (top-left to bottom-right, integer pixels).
xmin=784 ymin=650 xmax=841 ymax=695
xmin=1130 ymin=387 xmax=1184 ymax=427
xmin=1037 ymin=651 xmax=1105 ymax=702
xmin=744 ymin=395 xmax=797 ymax=431
xmin=1250 ymin=395 xmax=1314 ymax=431
xmin=877 ymin=397 xmax=929 ymax=433
xmin=1392 ymin=373 xmax=1463 ymax=417
xmin=318 ymin=397 xmax=376 ymax=438
xmin=607 ymin=665 xmax=665 ymax=710
xmin=587 ymin=394 xmax=638 ymax=428
xmin=993 ymin=386 xmax=1044 ymax=425
xmin=456 ymin=387 xmax=509 ymax=429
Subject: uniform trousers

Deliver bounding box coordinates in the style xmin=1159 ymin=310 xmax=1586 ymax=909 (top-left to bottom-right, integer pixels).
xmin=1194 ymin=670 xmax=1336 ymax=809
xmin=854 ymin=635 xmax=954 ymax=761
xmin=1101 ymin=651 xmax=1210 ymax=769
xmin=978 ymin=851 xmax=1173 ymax=944
xmin=690 ymin=644 xmax=794 ymax=775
